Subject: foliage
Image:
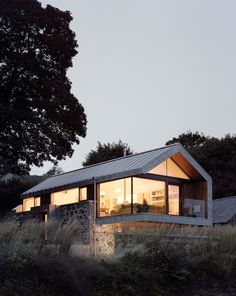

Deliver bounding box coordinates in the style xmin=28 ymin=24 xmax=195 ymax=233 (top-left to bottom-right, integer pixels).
xmin=0 ymin=220 xmax=97 ymax=296
xmin=44 ymin=165 xmax=64 ymax=176
xmin=166 ymin=131 xmax=236 ymax=198
xmin=166 ymin=130 xmax=207 ymax=149
xmin=0 ymin=174 xmax=45 ymax=212
xmin=96 ymin=225 xmax=236 ymax=296
xmin=0 ymin=220 xmax=236 ymax=296
xmin=0 ymin=0 xmax=87 ymax=174
xmin=82 ymin=140 xmax=133 ymax=167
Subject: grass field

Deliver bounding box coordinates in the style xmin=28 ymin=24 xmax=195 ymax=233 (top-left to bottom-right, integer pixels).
xmin=0 ymin=219 xmax=236 ymax=296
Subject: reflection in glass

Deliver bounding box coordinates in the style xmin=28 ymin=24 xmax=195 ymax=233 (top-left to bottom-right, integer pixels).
xmin=168 ymin=185 xmax=179 ymax=215
xmin=99 ymin=178 xmax=131 ymax=216
xmin=133 ymin=178 xmax=166 ymax=214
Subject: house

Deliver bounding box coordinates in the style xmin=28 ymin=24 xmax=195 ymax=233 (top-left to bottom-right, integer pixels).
xmin=213 ymin=196 xmax=236 ymax=225
xmin=18 ymin=143 xmax=212 ymax=228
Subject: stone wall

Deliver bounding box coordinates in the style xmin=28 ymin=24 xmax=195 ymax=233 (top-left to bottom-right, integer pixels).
xmin=95 ymin=224 xmax=115 ymax=256
xmin=60 ymin=201 xmax=95 ymax=245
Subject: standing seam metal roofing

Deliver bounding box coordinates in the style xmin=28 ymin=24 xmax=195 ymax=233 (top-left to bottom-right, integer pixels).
xmin=213 ymin=196 xmax=236 ymax=224
xmin=21 ymin=144 xmax=179 ymax=197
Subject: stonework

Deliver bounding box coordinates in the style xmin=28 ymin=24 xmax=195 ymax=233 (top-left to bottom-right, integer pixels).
xmin=95 ymin=224 xmax=115 ymax=256
xmin=60 ymin=201 xmax=95 ymax=245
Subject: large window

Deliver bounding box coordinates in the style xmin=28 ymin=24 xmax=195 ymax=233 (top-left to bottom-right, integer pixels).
xmin=149 ymin=159 xmax=189 ymax=179
xmin=51 ymin=188 xmax=79 ymax=206
xmin=99 ymin=178 xmax=131 ymax=216
xmin=22 ymin=196 xmax=40 ymax=211
xmin=23 ymin=197 xmax=35 ymax=211
xmin=133 ymin=178 xmax=166 ymax=214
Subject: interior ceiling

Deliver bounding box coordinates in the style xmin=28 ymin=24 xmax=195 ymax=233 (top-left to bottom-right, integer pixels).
xmin=171 ymin=152 xmax=205 ymax=181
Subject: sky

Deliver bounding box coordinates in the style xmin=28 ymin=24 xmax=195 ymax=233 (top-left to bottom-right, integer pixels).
xmin=33 ymin=0 xmax=236 ymax=174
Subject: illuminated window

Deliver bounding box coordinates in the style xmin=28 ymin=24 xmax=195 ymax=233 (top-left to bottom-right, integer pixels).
xmin=99 ymin=178 xmax=131 ymax=217
xmin=35 ymin=197 xmax=40 ymax=207
xmin=149 ymin=158 xmax=189 ymax=179
xmin=79 ymin=187 xmax=87 ymax=201
xmin=15 ymin=205 xmax=23 ymax=213
xmin=133 ymin=178 xmax=166 ymax=214
xmin=168 ymin=185 xmax=179 ymax=215
xmin=51 ymin=188 xmax=79 ymax=206
xmin=23 ymin=197 xmax=35 ymax=211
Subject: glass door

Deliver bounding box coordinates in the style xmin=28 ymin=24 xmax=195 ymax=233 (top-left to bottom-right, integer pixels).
xmin=168 ymin=185 xmax=180 ymax=215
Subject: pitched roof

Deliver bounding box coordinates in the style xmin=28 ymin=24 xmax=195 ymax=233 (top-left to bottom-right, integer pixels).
xmin=21 ymin=143 xmax=210 ymax=198
xmin=213 ymin=196 xmax=236 ymax=224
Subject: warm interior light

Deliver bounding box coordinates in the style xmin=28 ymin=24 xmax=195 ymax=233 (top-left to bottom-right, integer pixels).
xmin=100 ymin=191 xmax=106 ymax=197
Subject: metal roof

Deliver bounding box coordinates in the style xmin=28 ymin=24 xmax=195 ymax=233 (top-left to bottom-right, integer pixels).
xmin=21 ymin=143 xmax=210 ymax=198
xmin=213 ymin=196 xmax=236 ymax=224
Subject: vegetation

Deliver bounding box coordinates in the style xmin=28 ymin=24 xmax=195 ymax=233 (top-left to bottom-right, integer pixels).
xmin=44 ymin=165 xmax=64 ymax=176
xmin=166 ymin=131 xmax=236 ymax=198
xmin=0 ymin=174 xmax=46 ymax=212
xmin=83 ymin=140 xmax=133 ymax=167
xmin=0 ymin=219 xmax=236 ymax=296
xmin=0 ymin=0 xmax=87 ymax=175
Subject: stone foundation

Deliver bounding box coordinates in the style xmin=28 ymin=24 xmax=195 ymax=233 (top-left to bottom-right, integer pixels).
xmin=60 ymin=201 xmax=95 ymax=246
xmin=95 ymin=224 xmax=115 ymax=256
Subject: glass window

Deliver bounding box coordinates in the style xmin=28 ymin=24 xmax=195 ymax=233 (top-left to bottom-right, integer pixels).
xmin=99 ymin=178 xmax=131 ymax=217
xmin=149 ymin=158 xmax=189 ymax=179
xmin=23 ymin=197 xmax=35 ymax=211
xmin=168 ymin=185 xmax=180 ymax=215
xmin=51 ymin=188 xmax=79 ymax=206
xmin=79 ymin=187 xmax=87 ymax=201
xmin=34 ymin=197 xmax=40 ymax=207
xmin=133 ymin=178 xmax=166 ymax=214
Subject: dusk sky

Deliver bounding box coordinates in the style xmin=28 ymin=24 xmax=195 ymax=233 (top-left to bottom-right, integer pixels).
xmin=34 ymin=0 xmax=236 ymax=174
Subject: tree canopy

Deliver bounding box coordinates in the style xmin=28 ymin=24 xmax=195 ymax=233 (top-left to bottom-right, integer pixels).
xmin=44 ymin=165 xmax=64 ymax=176
xmin=166 ymin=130 xmax=207 ymax=149
xmin=82 ymin=140 xmax=133 ymax=167
xmin=0 ymin=0 xmax=87 ymax=174
xmin=166 ymin=131 xmax=236 ymax=198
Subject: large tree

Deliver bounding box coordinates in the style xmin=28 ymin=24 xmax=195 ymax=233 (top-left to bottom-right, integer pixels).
xmin=83 ymin=140 xmax=133 ymax=167
xmin=166 ymin=131 xmax=236 ymax=198
xmin=0 ymin=0 xmax=87 ymax=174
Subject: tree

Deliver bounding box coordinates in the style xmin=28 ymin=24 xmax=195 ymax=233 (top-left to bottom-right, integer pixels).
xmin=44 ymin=165 xmax=64 ymax=176
xmin=0 ymin=174 xmax=46 ymax=212
xmin=0 ymin=0 xmax=87 ymax=174
xmin=83 ymin=140 xmax=133 ymax=167
xmin=166 ymin=131 xmax=236 ymax=198
xmin=166 ymin=130 xmax=207 ymax=149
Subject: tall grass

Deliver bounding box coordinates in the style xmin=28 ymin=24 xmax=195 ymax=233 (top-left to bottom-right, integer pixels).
xmin=0 ymin=219 xmax=98 ymax=296
xmin=0 ymin=219 xmax=83 ymax=259
xmin=97 ymin=224 xmax=236 ymax=296
xmin=0 ymin=219 xmax=236 ymax=296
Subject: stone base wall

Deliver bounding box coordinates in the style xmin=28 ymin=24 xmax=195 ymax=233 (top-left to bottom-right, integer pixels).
xmin=94 ymin=222 xmax=184 ymax=256
xmin=60 ymin=201 xmax=95 ymax=245
xmin=95 ymin=224 xmax=115 ymax=256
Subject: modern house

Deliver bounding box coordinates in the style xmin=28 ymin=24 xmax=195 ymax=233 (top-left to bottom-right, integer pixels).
xmin=213 ymin=196 xmax=236 ymax=225
xmin=17 ymin=143 xmax=212 ymax=227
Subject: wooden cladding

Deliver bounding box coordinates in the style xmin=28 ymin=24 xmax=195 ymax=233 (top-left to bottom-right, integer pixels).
xmin=171 ymin=152 xmax=204 ymax=180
